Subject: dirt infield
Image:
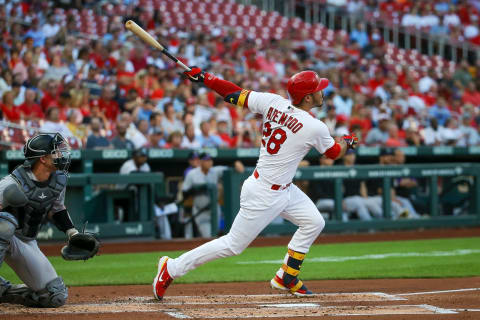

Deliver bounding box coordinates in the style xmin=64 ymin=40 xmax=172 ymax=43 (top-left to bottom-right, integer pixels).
xmin=2 ymin=227 xmax=480 ymax=319
xmin=2 ymin=278 xmax=480 ymax=319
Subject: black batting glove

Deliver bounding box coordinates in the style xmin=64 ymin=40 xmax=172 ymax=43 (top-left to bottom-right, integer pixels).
xmin=184 ymin=66 xmax=205 ymax=83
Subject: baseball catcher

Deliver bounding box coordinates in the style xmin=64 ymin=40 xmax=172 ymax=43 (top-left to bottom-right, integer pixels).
xmin=0 ymin=133 xmax=99 ymax=307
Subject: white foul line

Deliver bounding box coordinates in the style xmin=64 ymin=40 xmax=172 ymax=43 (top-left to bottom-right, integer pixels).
xmin=450 ymin=309 xmax=480 ymax=312
xmin=259 ymin=303 xmax=320 ymax=308
xmin=397 ymin=288 xmax=480 ymax=296
xmin=165 ymin=311 xmax=191 ymax=319
xmin=371 ymin=292 xmax=407 ymax=301
xmin=419 ymin=304 xmax=458 ymax=314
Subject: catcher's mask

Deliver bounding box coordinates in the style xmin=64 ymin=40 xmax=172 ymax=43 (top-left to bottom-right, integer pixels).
xmin=23 ymin=133 xmax=72 ymax=175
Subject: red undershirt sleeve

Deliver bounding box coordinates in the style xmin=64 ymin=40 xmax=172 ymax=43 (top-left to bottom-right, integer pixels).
xmin=324 ymin=142 xmax=341 ymax=159
xmin=204 ymin=73 xmax=242 ymax=98
xmin=203 ymin=73 xmax=250 ymax=109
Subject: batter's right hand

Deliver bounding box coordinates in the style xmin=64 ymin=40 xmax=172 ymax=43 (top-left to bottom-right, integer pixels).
xmin=184 ymin=66 xmax=205 ymax=83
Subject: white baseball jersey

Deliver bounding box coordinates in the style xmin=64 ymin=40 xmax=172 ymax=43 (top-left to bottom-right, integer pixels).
xmin=167 ymin=90 xmax=331 ymax=280
xmin=247 ymin=92 xmax=335 ymax=185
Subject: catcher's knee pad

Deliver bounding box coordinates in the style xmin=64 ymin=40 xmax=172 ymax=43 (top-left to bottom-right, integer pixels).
xmin=0 ymin=276 xmax=12 ymax=297
xmin=0 ymin=276 xmax=67 ymax=307
xmin=38 ymin=277 xmax=68 ymax=307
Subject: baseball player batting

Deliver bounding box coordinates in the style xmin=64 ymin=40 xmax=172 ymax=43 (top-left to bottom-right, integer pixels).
xmin=0 ymin=133 xmax=99 ymax=307
xmin=153 ymin=68 xmax=358 ymax=299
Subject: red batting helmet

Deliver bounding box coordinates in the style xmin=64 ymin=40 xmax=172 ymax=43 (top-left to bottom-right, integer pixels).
xmin=287 ymin=71 xmax=329 ymax=105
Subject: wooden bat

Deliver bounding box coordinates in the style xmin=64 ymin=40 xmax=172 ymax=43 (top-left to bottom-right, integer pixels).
xmin=125 ymin=20 xmax=191 ymax=72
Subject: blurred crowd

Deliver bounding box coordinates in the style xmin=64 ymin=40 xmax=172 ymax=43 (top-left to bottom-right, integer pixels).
xmin=0 ymin=0 xmax=479 ymax=151
xmin=341 ymin=0 xmax=480 ymax=45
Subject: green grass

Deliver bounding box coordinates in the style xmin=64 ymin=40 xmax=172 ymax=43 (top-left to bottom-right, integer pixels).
xmin=1 ymin=237 xmax=479 ymax=286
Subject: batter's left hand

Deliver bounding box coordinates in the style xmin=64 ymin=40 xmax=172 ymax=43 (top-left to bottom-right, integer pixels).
xmin=343 ymin=133 xmax=358 ymax=149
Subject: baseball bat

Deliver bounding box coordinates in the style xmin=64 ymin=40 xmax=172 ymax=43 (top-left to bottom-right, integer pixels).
xmin=125 ymin=20 xmax=191 ymax=72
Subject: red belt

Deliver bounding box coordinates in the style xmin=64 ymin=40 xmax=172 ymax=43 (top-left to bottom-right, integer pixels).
xmin=253 ymin=169 xmax=291 ymax=190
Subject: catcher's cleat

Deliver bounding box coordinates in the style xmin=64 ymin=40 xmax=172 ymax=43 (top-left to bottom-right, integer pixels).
xmin=270 ymin=274 xmax=313 ymax=296
xmin=153 ymin=256 xmax=173 ymax=300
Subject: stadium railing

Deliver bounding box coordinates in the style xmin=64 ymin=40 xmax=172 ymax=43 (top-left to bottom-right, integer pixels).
xmin=2 ymin=147 xmax=480 ymax=176
xmin=222 ymin=163 xmax=480 ymax=235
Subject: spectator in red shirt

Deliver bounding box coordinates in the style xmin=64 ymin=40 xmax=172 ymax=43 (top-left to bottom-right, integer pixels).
xmin=349 ymin=105 xmax=372 ymax=138
xmin=368 ymin=72 xmax=385 ymax=92
xmin=457 ymin=2 xmax=473 ymax=25
xmin=421 ymin=86 xmax=438 ymax=107
xmin=462 ymin=82 xmax=480 ymax=106
xmin=97 ymin=87 xmax=119 ymax=121
xmin=244 ymin=47 xmax=261 ymax=71
xmin=19 ymin=88 xmax=44 ymax=120
xmin=130 ymin=47 xmax=147 ymax=72
xmin=93 ymin=46 xmax=117 ymax=71
xmin=147 ymin=9 xmax=163 ymax=30
xmin=217 ymin=120 xmax=235 ymax=147
xmin=1 ymin=91 xmax=21 ymax=122
xmin=116 ymin=59 xmax=136 ymax=96
xmin=379 ymin=0 xmax=402 ymax=13
xmin=40 ymin=81 xmax=59 ymax=112
xmin=257 ymin=50 xmax=277 ymax=76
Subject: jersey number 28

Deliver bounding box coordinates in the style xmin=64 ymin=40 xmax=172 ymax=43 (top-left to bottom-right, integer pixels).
xmin=262 ymin=122 xmax=287 ymax=154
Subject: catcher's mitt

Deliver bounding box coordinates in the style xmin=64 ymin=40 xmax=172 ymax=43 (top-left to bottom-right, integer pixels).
xmin=61 ymin=231 xmax=100 ymax=261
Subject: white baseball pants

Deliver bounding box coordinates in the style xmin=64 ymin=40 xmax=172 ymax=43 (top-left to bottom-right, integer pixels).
xmin=167 ymin=174 xmax=325 ymax=279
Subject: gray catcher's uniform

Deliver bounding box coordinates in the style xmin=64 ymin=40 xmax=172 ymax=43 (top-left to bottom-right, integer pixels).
xmin=0 ymin=165 xmax=68 ymax=307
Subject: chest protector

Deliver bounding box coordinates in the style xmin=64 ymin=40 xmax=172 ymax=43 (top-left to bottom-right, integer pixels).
xmin=9 ymin=166 xmax=67 ymax=238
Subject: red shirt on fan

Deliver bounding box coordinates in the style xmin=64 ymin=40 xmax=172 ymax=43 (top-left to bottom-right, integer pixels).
xmin=117 ymin=69 xmax=136 ymax=96
xmin=420 ymin=92 xmax=437 ymax=106
xmin=19 ymin=102 xmax=44 ymax=119
xmin=368 ymin=77 xmax=385 ymax=92
xmin=40 ymin=91 xmax=58 ymax=112
xmin=349 ymin=117 xmax=372 ymax=135
xmin=462 ymin=89 xmax=480 ymax=106
xmin=94 ymin=56 xmax=117 ymax=70
xmin=130 ymin=55 xmax=147 ymax=72
xmin=1 ymin=104 xmax=21 ymax=122
xmin=219 ymin=132 xmax=235 ymax=148
xmin=97 ymin=97 xmax=119 ymax=121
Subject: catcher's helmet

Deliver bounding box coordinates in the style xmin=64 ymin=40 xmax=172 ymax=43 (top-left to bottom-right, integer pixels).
xmin=287 ymin=71 xmax=329 ymax=105
xmin=23 ymin=133 xmax=71 ymax=174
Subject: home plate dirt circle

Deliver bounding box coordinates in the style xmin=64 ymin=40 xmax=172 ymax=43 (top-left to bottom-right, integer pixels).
xmin=1 ymin=278 xmax=479 ymax=320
